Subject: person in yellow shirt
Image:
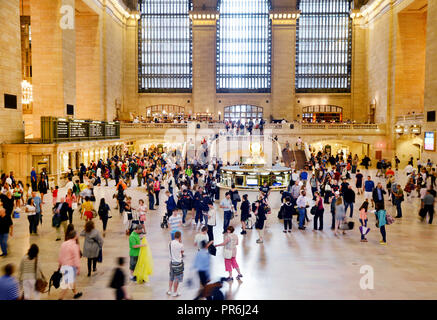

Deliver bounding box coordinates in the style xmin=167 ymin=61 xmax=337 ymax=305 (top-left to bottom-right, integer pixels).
xmin=81 ymin=196 xmax=94 ymax=221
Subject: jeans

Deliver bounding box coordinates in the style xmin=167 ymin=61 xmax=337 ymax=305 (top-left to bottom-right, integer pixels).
xmin=331 ymin=211 xmax=336 ymax=229
xmin=182 ymin=209 xmax=188 ymax=224
xmin=344 ymin=202 xmax=354 ymax=218
xmin=203 ymin=211 xmax=208 ymax=225
xmin=207 ymin=225 xmax=214 ymax=241
xmin=87 ymin=257 xmax=98 ymax=275
xmin=223 ymin=211 xmax=232 ymax=232
xmin=423 ymin=204 xmax=434 ymax=223
xmin=380 ymin=225 xmax=386 ymax=242
xmin=298 ymin=208 xmax=306 ymax=228
xmin=68 ymin=207 xmax=74 ymax=224
xmin=155 ymin=190 xmax=160 ymax=206
xmin=283 ymin=219 xmax=292 ymax=231
xmin=149 ymin=194 xmax=155 ymax=210
xmin=311 ymin=187 xmax=317 ymax=200
xmin=102 ymin=217 xmax=108 ymax=231
xmin=313 ymin=209 xmax=324 ymax=230
xmin=28 ymin=215 xmax=38 ymax=234
xmin=359 ymin=219 xmax=368 ymax=240
xmin=395 ymin=200 xmax=402 ymax=217
xmin=195 ymin=209 xmax=203 ymax=224
xmin=0 ymin=233 xmax=8 ymax=255
xmin=232 ymin=200 xmax=238 ymax=212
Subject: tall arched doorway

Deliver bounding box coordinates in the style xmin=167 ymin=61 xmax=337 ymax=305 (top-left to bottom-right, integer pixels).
xmin=224 ymin=105 xmax=263 ymax=124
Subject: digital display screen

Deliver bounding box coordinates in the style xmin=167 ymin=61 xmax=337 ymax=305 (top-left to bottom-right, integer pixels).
xmin=425 ymin=132 xmax=435 ymax=151
xmin=246 ymin=178 xmax=258 ymax=186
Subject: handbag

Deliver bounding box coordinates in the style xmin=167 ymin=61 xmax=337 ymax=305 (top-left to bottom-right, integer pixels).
xmin=310 ymin=206 xmax=317 ymax=215
xmin=72 ymin=202 xmax=78 ymax=210
xmin=97 ymin=248 xmax=103 ymax=263
xmin=52 ymin=214 xmax=61 ymax=228
xmin=208 ymin=244 xmax=217 ymax=256
xmin=277 ymin=205 xmax=284 ymax=219
xmin=34 ymin=258 xmax=48 ymax=293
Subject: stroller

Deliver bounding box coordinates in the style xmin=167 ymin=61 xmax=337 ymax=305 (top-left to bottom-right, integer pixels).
xmin=160 ymin=215 xmax=169 ymax=229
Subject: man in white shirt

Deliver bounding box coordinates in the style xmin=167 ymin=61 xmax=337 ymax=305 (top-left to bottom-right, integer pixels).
xmin=96 ymin=167 xmax=102 ymax=178
xmin=296 ymin=190 xmax=307 ymax=230
xmin=168 ymin=231 xmax=184 ymax=297
xmin=220 ymin=193 xmax=233 ymax=234
xmin=64 ymin=178 xmax=74 ymax=193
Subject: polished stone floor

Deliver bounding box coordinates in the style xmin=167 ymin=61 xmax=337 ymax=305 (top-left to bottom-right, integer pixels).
xmin=2 ymin=169 xmax=437 ymax=300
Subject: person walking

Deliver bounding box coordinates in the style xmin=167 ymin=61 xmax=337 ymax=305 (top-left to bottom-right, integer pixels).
xmin=334 ymin=197 xmax=346 ymax=236
xmin=81 ymin=196 xmax=95 ymax=221
xmin=0 ymin=264 xmax=20 ymax=300
xmin=254 ymin=196 xmax=267 ymax=243
xmin=55 ymin=198 xmax=69 ymax=241
xmin=25 ymin=198 xmax=38 ymax=235
xmin=0 ymin=205 xmax=13 ymax=257
xmin=65 ymin=189 xmax=76 ymax=224
xmin=372 ymin=183 xmax=387 ymax=210
xmin=421 ymin=189 xmax=435 ymax=224
xmin=206 ymin=202 xmax=216 ymax=242
xmin=359 ymin=200 xmax=370 ymax=242
xmin=239 ymin=194 xmax=250 ymax=235
xmin=215 ymin=226 xmax=243 ymax=282
xmin=281 ymin=196 xmax=295 ymax=233
xmin=168 ymin=231 xmax=184 ymax=297
xmin=392 ymin=184 xmax=404 ymax=218
xmin=344 ymin=185 xmax=356 ymax=218
xmin=58 ymin=230 xmax=82 ymax=300
xmin=364 ymin=177 xmax=375 ymax=207
xmin=296 ymin=190 xmax=307 ymax=230
xmin=109 ymin=257 xmax=130 ymax=300
xmin=154 ymin=177 xmax=161 ymax=206
xmin=313 ymin=192 xmax=324 ymax=231
xmin=375 ymin=203 xmax=388 ymax=245
xmin=19 ymin=244 xmax=44 ymax=300
xmin=220 ymin=192 xmax=233 ymax=234
xmin=98 ymin=198 xmax=111 ymax=235
xmin=192 ymin=240 xmax=211 ymax=291
xmin=80 ymin=221 xmax=104 ymax=277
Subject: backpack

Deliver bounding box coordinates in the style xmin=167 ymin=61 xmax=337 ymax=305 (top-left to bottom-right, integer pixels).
xmin=48 ymin=269 xmax=62 ymax=294
xmin=72 ymin=184 xmax=78 ymax=193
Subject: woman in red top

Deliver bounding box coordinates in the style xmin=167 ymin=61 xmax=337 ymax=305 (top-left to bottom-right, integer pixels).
xmin=313 ymin=192 xmax=325 ymax=231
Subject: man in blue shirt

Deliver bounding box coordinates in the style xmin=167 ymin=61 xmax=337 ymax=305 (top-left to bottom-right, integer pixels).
xmin=193 ymin=240 xmax=210 ymax=288
xmin=364 ymin=176 xmax=375 ymax=207
xmin=0 ymin=264 xmax=19 ymax=300
xmin=32 ymin=191 xmax=42 ymax=229
xmin=300 ymin=170 xmax=308 ymax=187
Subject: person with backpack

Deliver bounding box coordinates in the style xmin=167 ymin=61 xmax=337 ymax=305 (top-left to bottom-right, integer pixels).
xmin=229 ymin=185 xmax=240 ymax=215
xmin=154 ymin=177 xmax=161 ymax=206
xmin=109 ymin=257 xmax=130 ymax=300
xmin=19 ymin=244 xmax=44 ymax=300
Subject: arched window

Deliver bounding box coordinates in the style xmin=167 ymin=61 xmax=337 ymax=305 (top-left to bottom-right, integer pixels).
xmin=302 ymin=105 xmax=343 ymax=122
xmin=224 ymin=105 xmax=263 ymax=124
xmin=217 ymin=0 xmax=272 ymax=93
xmin=296 ymin=0 xmax=352 ymax=93
xmin=138 ymin=0 xmax=192 ymax=92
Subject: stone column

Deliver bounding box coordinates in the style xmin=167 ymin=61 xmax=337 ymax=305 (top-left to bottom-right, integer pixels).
xmin=30 ymin=0 xmax=76 ymax=139
xmin=191 ymin=12 xmax=218 ymax=116
xmin=422 ymin=0 xmax=437 ymax=162
xmin=270 ymin=12 xmax=299 ymax=121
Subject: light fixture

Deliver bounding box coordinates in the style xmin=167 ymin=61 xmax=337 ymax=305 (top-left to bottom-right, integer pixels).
xmin=207 ymin=14 xmax=210 ymax=19
xmin=278 ymin=14 xmax=283 ymax=18
xmin=292 ymin=13 xmax=296 ymax=19
xmin=274 ymin=14 xmax=278 ymax=19
xmin=287 ymin=14 xmax=292 ymax=19
xmin=135 ymin=14 xmax=140 ymax=20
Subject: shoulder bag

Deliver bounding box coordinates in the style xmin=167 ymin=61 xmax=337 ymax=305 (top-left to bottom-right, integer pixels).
xmin=169 ymin=242 xmax=184 ymax=275
xmin=34 ymin=257 xmax=48 ymax=293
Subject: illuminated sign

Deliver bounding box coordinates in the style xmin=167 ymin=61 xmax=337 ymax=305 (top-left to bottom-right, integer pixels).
xmin=424 ymin=132 xmax=435 ymax=151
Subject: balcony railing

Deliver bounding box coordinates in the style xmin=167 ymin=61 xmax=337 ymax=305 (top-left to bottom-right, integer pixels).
xmin=395 ymin=114 xmax=424 ymax=122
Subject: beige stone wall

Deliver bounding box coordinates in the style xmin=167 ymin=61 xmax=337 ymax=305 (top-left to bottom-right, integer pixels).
xmin=76 ymin=11 xmax=101 ymax=120
xmin=423 ymin=0 xmax=437 ymax=161
xmin=0 ymin=0 xmax=24 ymax=144
xmin=394 ymin=11 xmax=427 ymax=117
xmin=351 ymin=20 xmax=368 ymax=123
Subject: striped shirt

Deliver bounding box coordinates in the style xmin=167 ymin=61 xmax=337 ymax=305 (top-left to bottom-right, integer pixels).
xmin=168 ymin=215 xmax=182 ymax=230
xmin=0 ymin=276 xmax=19 ymax=300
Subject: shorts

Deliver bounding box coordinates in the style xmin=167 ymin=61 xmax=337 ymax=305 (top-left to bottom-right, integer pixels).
xmin=84 ymin=211 xmax=93 ymax=220
xmin=364 ymin=191 xmax=372 ymax=200
xmin=60 ymin=265 xmax=77 ymax=290
xmin=255 ymin=219 xmax=265 ymax=230
xmin=224 ymin=257 xmax=239 ymax=272
xmin=129 ymin=256 xmax=138 ymax=271
xmin=169 ymin=263 xmax=184 ymax=282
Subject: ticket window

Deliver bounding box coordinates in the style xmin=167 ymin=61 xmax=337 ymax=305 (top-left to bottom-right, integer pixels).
xmin=274 ymin=175 xmax=284 ymax=187
xmin=235 ymin=175 xmax=245 ymax=187
xmin=246 ymin=176 xmax=259 ymax=187
xmin=222 ymin=172 xmax=232 ymax=188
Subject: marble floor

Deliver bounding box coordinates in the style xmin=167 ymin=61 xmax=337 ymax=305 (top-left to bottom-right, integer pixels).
xmin=2 ymin=169 xmax=437 ymax=300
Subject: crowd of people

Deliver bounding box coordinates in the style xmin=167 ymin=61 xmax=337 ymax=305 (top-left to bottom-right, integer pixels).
xmin=0 ymin=140 xmax=436 ymax=300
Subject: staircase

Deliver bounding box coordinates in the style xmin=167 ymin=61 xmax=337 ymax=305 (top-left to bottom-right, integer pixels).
xmin=281 ymin=149 xmax=307 ymax=170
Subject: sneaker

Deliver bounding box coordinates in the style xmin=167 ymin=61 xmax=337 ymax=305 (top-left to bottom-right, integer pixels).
xmin=166 ymin=291 xmax=172 ymax=295
xmin=56 ymin=238 xmax=61 ymax=241
xmin=288 ymin=230 xmax=291 ymax=233
xmin=130 ymin=276 xmax=137 ymax=282
xmin=73 ymin=292 xmax=83 ymax=299
xmin=172 ymin=292 xmax=180 ymax=297
xmin=236 ymin=274 xmax=243 ymax=281
xmin=298 ymin=227 xmax=306 ymax=230
xmin=227 ymin=277 xmax=234 ymax=282
xmin=379 ymin=240 xmax=387 ymax=245
xmin=283 ymin=230 xmax=287 ymax=233
xmin=256 ymin=239 xmax=263 ymax=243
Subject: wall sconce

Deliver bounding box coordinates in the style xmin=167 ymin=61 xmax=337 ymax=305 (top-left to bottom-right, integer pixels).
xmin=269 ymin=11 xmax=300 ymax=22
xmin=189 ymin=11 xmax=219 ymax=21
xmin=350 ymin=9 xmax=362 ymax=19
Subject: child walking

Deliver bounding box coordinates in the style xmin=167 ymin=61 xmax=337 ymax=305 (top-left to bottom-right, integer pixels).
xmin=359 ymin=200 xmax=370 ymax=242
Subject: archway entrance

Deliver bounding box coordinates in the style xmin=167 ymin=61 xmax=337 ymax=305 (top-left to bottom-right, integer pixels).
xmin=302 ymin=105 xmax=343 ymax=123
